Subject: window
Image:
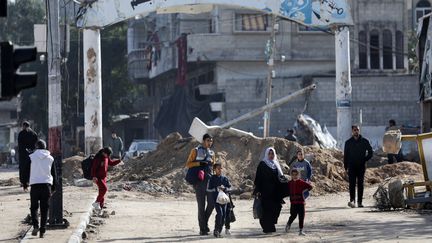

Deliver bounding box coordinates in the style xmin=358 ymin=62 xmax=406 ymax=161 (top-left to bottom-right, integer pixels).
xmin=234 ymin=13 xmax=269 ymax=32
xmin=358 ymin=31 xmax=367 ymax=69
xmin=396 ymin=31 xmax=404 ymax=69
xmin=416 ymin=0 xmax=432 ymax=23
xmin=383 ymin=30 xmax=393 ymax=69
xmin=370 ymin=30 xmax=380 ymax=69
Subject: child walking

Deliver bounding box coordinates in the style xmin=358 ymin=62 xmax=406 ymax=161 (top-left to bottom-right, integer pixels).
xmin=285 ymin=168 xmax=313 ymax=236
xmin=207 ymin=163 xmax=231 ymax=238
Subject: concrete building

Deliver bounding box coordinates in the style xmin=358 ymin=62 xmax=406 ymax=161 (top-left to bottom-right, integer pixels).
xmin=127 ymin=0 xmax=427 ymax=146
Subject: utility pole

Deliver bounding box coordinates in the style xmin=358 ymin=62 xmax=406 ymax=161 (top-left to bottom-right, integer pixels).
xmin=83 ymin=29 xmax=103 ymax=154
xmin=263 ymin=15 xmax=277 ymax=138
xmin=335 ymin=26 xmax=352 ymax=149
xmin=47 ymin=0 xmax=65 ymax=226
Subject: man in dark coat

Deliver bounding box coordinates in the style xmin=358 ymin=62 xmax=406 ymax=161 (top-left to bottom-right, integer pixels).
xmin=18 ymin=121 xmax=38 ymax=191
xmin=344 ymin=125 xmax=373 ymax=208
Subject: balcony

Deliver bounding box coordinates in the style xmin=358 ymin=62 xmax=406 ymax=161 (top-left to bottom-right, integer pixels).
xmin=187 ymin=34 xmax=268 ymax=62
xmin=128 ymin=49 xmax=150 ymax=82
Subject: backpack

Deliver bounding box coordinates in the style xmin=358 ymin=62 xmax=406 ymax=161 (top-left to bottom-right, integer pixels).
xmin=81 ymin=155 xmax=95 ymax=180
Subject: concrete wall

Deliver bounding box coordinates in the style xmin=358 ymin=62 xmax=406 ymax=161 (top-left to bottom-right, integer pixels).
xmin=218 ymin=64 xmax=420 ymax=139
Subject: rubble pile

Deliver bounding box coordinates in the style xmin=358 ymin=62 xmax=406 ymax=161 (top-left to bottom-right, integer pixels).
xmin=117 ymin=129 xmax=424 ymax=196
xmin=0 ymin=177 xmax=20 ymax=186
xmin=62 ymin=155 xmax=85 ymax=184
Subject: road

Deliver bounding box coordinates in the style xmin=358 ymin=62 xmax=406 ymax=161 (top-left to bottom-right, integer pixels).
xmin=88 ymin=188 xmax=432 ymax=243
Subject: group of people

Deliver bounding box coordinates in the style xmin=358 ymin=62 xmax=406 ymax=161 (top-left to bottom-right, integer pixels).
xmin=17 ymin=121 xmax=124 ymax=238
xmin=18 ymin=120 xmax=374 ymax=238
xmin=186 ymin=125 xmax=373 ymax=236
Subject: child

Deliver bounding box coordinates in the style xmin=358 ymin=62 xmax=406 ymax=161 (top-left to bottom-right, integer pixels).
xmin=207 ymin=163 xmax=231 ymax=238
xmin=91 ymin=147 xmax=122 ymax=210
xmin=290 ymin=149 xmax=313 ymax=199
xmin=285 ymin=168 xmax=313 ymax=236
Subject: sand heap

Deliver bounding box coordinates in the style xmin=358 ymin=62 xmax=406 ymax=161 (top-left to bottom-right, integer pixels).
xmin=62 ymin=155 xmax=85 ymax=184
xmin=116 ymin=129 xmax=423 ymax=196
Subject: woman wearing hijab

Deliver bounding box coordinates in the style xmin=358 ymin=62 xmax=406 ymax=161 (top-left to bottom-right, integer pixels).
xmin=253 ymin=147 xmax=285 ymax=233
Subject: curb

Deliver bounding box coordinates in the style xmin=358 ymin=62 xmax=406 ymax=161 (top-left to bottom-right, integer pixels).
xmin=20 ymin=202 xmax=95 ymax=243
xmin=19 ymin=227 xmax=32 ymax=243
xmin=67 ymin=203 xmax=94 ymax=243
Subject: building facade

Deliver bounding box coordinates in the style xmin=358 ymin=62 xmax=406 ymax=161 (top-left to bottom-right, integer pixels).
xmin=127 ymin=0 xmax=427 ymax=145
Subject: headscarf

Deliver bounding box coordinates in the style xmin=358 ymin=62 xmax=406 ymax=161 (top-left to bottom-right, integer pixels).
xmin=263 ymin=147 xmax=284 ymax=177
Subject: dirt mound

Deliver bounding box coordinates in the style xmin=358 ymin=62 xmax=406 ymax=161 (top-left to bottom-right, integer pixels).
xmin=63 ymin=156 xmax=85 ymax=184
xmin=118 ymin=130 xmax=423 ymax=196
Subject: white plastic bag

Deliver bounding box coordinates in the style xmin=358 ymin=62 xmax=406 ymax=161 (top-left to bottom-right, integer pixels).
xmin=216 ymin=190 xmax=230 ymax=205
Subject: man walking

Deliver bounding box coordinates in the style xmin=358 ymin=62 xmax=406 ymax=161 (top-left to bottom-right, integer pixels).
xmin=186 ymin=133 xmax=215 ymax=235
xmin=28 ymin=140 xmax=56 ymax=238
xmin=107 ymin=131 xmax=124 ymax=159
xmin=18 ymin=121 xmax=38 ymax=191
xmin=344 ymin=125 xmax=373 ymax=208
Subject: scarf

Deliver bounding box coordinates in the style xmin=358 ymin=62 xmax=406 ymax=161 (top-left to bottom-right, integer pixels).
xmin=263 ymin=147 xmax=284 ymax=177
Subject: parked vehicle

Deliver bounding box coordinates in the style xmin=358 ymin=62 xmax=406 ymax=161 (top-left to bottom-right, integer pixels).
xmin=124 ymin=139 xmax=158 ymax=161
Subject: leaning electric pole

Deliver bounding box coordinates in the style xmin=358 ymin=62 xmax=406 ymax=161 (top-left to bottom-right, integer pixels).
xmin=263 ymin=15 xmax=277 ymax=138
xmin=47 ymin=0 xmax=65 ymax=226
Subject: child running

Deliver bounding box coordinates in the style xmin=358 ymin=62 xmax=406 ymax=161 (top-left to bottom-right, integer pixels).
xmin=207 ymin=163 xmax=231 ymax=238
xmin=285 ymin=168 xmax=313 ymax=236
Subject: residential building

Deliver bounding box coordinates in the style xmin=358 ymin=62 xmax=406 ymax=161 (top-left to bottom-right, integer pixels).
xmin=127 ymin=0 xmax=425 ymax=146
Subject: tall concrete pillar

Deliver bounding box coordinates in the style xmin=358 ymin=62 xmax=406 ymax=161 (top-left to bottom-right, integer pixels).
xmin=83 ymin=29 xmax=103 ymax=154
xmin=47 ymin=0 xmax=64 ymax=225
xmin=335 ymin=26 xmax=352 ymax=149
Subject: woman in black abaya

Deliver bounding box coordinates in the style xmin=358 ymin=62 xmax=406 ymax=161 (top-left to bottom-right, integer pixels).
xmin=253 ymin=147 xmax=285 ymax=233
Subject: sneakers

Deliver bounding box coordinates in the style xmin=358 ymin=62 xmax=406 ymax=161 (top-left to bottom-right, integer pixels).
xmin=285 ymin=223 xmax=291 ymax=233
xmin=199 ymin=230 xmax=209 ymax=235
xmin=299 ymin=229 xmax=306 ymax=236
xmin=225 ymin=229 xmax=231 ymax=235
xmin=358 ymin=204 xmax=364 ymax=208
xmin=92 ymin=202 xmax=101 ymax=211
xmin=213 ymin=230 xmax=222 ymax=238
xmin=31 ymin=227 xmax=39 ymax=236
xmin=348 ymin=201 xmax=355 ymax=208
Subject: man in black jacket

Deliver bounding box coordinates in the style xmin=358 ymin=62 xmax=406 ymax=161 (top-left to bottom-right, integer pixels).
xmin=344 ymin=125 xmax=373 ymax=208
xmin=18 ymin=121 xmax=38 ymax=191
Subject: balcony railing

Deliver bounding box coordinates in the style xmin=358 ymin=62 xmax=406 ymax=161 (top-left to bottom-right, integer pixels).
xmin=128 ymin=49 xmax=150 ymax=80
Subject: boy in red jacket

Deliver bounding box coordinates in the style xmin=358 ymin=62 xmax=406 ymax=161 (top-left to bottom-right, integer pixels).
xmin=285 ymin=168 xmax=313 ymax=236
xmin=91 ymin=147 xmax=122 ymax=210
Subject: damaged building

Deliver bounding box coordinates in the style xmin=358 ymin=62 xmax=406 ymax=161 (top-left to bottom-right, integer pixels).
xmin=127 ymin=0 xmax=426 ymax=146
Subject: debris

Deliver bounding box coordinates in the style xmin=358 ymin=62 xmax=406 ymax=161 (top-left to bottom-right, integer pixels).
xmin=0 ymin=177 xmax=20 ymax=186
xmin=113 ymin=129 xmax=423 ymax=196
xmin=62 ymin=156 xmax=85 ymax=184
xmin=388 ymin=179 xmax=406 ymax=209
xmin=100 ymin=210 xmax=110 ymax=218
xmin=373 ymin=179 xmax=392 ymax=210
xmin=74 ymin=178 xmax=93 ymax=187
xmin=294 ymin=114 xmax=337 ymax=149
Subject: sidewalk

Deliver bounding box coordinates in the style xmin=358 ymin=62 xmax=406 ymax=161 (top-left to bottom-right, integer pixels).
xmin=21 ymin=186 xmax=96 ymax=243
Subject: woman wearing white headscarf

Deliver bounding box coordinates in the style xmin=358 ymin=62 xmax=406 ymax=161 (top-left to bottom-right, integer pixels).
xmin=253 ymin=147 xmax=285 ymax=233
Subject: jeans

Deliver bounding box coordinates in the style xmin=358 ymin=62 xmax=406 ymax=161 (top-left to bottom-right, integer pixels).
xmin=193 ymin=179 xmax=214 ymax=232
xmin=30 ymin=184 xmax=51 ymax=231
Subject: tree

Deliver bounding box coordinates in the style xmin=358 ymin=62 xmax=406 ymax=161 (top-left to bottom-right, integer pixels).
xmin=100 ymin=23 xmax=146 ymax=127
